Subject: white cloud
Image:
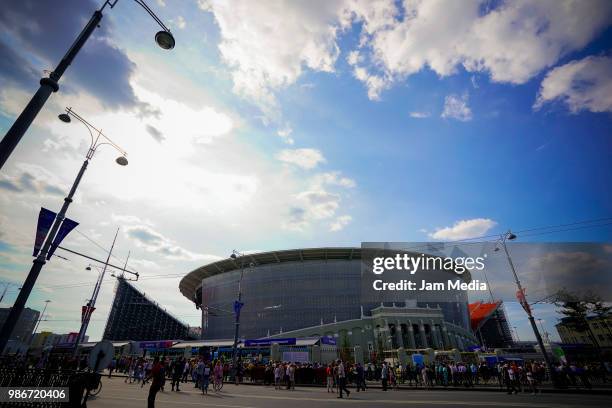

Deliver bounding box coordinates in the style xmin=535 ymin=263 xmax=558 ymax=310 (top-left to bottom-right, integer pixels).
xmin=345 ymin=0 xmax=612 ymax=98
xmin=277 ymin=124 xmax=294 ymax=144
xmin=157 ymin=0 xmax=166 ymax=7
xmin=429 ymin=218 xmax=497 ymax=240
xmin=201 ymin=0 xmax=343 ymax=113
xmin=199 ymin=0 xmax=612 ymax=104
xmin=124 ymin=225 xmax=220 ymax=262
xmin=313 ymin=171 xmax=356 ymax=188
xmin=330 ymin=215 xmax=352 ymax=232
xmin=276 ymin=148 xmax=325 ymax=169
xmin=441 ymin=94 xmax=472 ymax=121
xmin=409 ymin=111 xmax=430 ymax=119
xmin=175 ymin=16 xmax=186 ymax=30
xmin=534 ymin=55 xmax=612 ymax=113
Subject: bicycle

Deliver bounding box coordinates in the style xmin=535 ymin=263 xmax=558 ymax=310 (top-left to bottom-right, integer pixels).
xmin=213 ymin=376 xmax=223 ymax=392
xmin=87 ymin=372 xmax=103 ymax=396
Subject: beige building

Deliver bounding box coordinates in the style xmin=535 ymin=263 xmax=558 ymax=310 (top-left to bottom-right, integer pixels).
xmin=556 ymin=315 xmax=612 ymax=347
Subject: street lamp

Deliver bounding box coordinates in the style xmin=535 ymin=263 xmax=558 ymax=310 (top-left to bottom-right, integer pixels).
xmin=0 ymin=109 xmax=128 ymax=354
xmin=495 ymin=230 xmax=556 ymax=384
xmin=0 ymin=0 xmax=174 ymax=171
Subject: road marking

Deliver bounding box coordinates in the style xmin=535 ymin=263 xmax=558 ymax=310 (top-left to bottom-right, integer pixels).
xmin=95 ymin=388 xmax=575 ymax=408
xmin=98 ymin=395 xmax=257 ymax=408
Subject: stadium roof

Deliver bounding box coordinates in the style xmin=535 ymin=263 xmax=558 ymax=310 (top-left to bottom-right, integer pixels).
xmin=179 ymin=247 xmax=362 ymax=302
xmin=179 ymin=246 xmax=473 ymax=303
xmin=469 ymin=301 xmax=502 ymax=331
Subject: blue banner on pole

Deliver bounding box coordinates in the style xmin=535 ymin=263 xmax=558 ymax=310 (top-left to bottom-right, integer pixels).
xmin=33 ymin=208 xmax=56 ymax=257
xmin=233 ymin=300 xmax=244 ymax=316
xmin=46 ymin=217 xmax=79 ymax=260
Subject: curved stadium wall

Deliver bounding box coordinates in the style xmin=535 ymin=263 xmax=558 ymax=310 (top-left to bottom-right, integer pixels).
xmin=179 ymin=248 xmax=472 ymax=340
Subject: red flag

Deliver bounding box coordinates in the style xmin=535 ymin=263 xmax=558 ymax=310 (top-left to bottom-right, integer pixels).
xmin=81 ymin=305 xmax=96 ymax=323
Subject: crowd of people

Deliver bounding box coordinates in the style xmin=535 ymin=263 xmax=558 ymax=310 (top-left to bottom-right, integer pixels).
xmin=2 ymin=352 xmax=609 ymax=407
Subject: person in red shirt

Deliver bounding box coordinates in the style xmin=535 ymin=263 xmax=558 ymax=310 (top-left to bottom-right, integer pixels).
xmin=146 ymin=357 xmax=164 ymax=408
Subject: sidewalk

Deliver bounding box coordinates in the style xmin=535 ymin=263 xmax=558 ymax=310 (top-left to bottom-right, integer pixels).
xmin=102 ymin=370 xmax=612 ymax=395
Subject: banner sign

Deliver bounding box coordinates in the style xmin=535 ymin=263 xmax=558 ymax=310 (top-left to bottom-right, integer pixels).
xmin=412 ymin=353 xmax=424 ymax=366
xmin=33 ymin=208 xmax=56 ymax=257
xmin=244 ymin=338 xmax=296 ymax=347
xmin=516 ymin=288 xmax=532 ymax=314
xmin=321 ymin=336 xmax=337 ymax=345
xmin=139 ymin=340 xmax=174 ymax=349
xmin=233 ymin=300 xmax=244 ymax=317
xmin=282 ymin=351 xmax=309 ymax=363
xmin=46 ymin=217 xmax=79 ymax=260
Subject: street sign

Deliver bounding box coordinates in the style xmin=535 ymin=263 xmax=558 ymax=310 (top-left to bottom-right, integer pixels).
xmin=88 ymin=341 xmax=114 ymax=372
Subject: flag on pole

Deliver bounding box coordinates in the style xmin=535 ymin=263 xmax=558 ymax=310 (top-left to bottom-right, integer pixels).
xmin=33 ymin=207 xmax=56 ymax=257
xmin=82 ymin=305 xmax=96 ymax=323
xmin=46 ymin=218 xmax=79 ymax=260
xmin=233 ymin=300 xmax=244 ymax=317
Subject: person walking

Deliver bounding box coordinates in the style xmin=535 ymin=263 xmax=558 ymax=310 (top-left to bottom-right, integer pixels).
xmin=381 ymin=362 xmax=389 ymax=391
xmin=274 ymin=363 xmax=282 ymax=390
xmin=171 ymin=358 xmax=183 ymax=391
xmin=145 ymin=357 xmax=164 ymax=408
xmin=336 ymin=360 xmax=350 ymax=399
xmin=201 ymin=362 xmax=211 ymax=394
xmin=355 ymin=363 xmax=366 ymax=391
xmin=326 ymin=363 xmax=334 ymax=392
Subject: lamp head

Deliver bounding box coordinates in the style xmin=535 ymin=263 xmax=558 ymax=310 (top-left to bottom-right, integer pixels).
xmin=507 ymin=232 xmax=517 ymax=241
xmin=58 ymin=113 xmax=71 ymax=123
xmin=115 ymin=156 xmax=128 ymax=166
xmin=155 ymin=30 xmax=175 ymax=50
xmin=230 ymin=253 xmax=237 ymax=259
xmin=494 ymin=247 xmax=500 ymax=252
xmin=85 ymin=266 xmax=92 ymax=271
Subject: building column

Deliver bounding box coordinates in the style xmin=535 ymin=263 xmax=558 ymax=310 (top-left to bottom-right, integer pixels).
xmin=419 ymin=320 xmax=428 ymax=348
xmin=430 ymin=320 xmax=441 ymax=349
xmin=407 ymin=320 xmax=416 ymax=349
xmin=395 ymin=319 xmax=405 ymax=349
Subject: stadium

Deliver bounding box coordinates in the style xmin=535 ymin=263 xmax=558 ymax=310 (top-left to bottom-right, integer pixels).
xmin=179 ymin=247 xmax=478 ymax=352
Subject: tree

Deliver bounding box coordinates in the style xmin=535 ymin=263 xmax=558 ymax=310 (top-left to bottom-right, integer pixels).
xmin=553 ymin=289 xmax=601 ymax=349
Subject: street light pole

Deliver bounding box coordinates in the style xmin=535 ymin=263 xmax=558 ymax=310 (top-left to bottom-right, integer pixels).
xmin=73 ymin=229 xmax=119 ymax=357
xmin=30 ymin=300 xmax=51 ymax=344
xmin=0 ymin=108 xmax=128 ymax=354
xmin=496 ymin=231 xmax=556 ymax=383
xmin=229 ymin=250 xmax=255 ymax=378
xmin=0 ymin=0 xmax=174 ymax=171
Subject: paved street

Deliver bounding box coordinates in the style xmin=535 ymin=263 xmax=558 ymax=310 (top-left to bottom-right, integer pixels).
xmin=87 ymin=377 xmax=612 ymax=408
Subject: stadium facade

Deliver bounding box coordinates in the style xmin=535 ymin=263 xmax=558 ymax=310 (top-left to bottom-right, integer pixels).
xmin=103 ymin=278 xmax=192 ymax=341
xmin=179 ymin=248 xmax=478 ymax=351
xmin=469 ymin=301 xmax=513 ymax=349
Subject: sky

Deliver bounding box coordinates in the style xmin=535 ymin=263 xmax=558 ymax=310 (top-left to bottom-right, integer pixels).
xmin=0 ymin=0 xmax=611 ymax=343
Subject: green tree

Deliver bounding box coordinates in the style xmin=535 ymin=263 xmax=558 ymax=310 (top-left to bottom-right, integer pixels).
xmin=553 ymin=289 xmax=601 ymax=349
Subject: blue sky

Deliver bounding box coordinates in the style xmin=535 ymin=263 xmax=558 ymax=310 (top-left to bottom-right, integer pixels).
xmin=0 ymin=0 xmax=611 ymax=342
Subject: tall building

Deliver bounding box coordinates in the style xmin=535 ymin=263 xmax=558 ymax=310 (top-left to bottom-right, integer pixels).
xmin=556 ymin=315 xmax=612 ymax=347
xmin=469 ymin=301 xmax=513 ymax=349
xmin=0 ymin=307 xmax=39 ymax=343
xmin=103 ymin=277 xmax=192 ymax=341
